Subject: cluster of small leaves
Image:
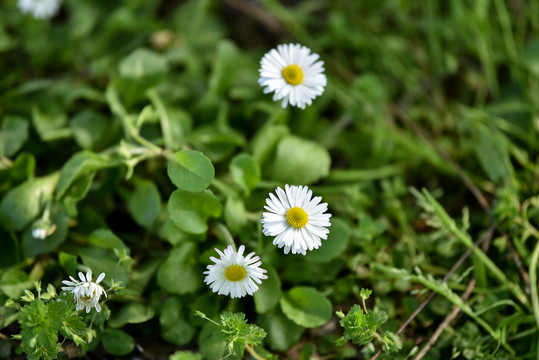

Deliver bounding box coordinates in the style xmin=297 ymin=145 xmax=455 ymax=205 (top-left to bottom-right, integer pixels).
xmin=13 ymin=282 xmax=87 ymax=360
xmin=336 ymin=289 xmax=401 ymax=353
xmin=196 ymin=310 xmax=268 ymax=360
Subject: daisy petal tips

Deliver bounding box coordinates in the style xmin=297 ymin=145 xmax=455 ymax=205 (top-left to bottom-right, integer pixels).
xmin=258 ymin=43 xmax=327 ymax=109
xmin=204 ymin=245 xmax=268 ymax=299
xmin=61 ymin=271 xmax=107 ymax=313
xmin=261 ymin=184 xmax=332 ymax=255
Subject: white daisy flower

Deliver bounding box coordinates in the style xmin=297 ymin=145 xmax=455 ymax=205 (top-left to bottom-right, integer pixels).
xmin=258 ymin=43 xmax=327 ymax=109
xmin=204 ymin=245 xmax=268 ymax=299
xmin=18 ymin=0 xmax=61 ymax=19
xmin=62 ymin=271 xmax=107 ymax=313
xmin=261 ymin=184 xmax=332 ymax=255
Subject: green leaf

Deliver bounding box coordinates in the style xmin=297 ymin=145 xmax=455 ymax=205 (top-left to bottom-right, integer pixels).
xmin=167 ymin=150 xmax=215 ymax=192
xmin=58 ymin=252 xmax=78 ymax=276
xmin=198 ymin=322 xmax=226 ymax=360
xmin=0 ymin=115 xmax=29 ymax=157
xmin=102 ymin=328 xmax=135 ymax=356
xmin=127 ymin=177 xmax=161 ymax=226
xmin=259 ymin=311 xmax=303 ymax=351
xmin=519 ymin=39 xmax=539 ymax=76
xmin=280 ymin=287 xmax=332 ymax=328
xmin=117 ymin=48 xmax=168 ymax=105
xmin=0 ymin=269 xmax=33 ymax=299
xmin=0 ymin=228 xmax=19 ymax=269
xmin=70 ymin=109 xmax=116 ymax=150
xmin=229 ymin=153 xmax=260 ymax=194
xmin=224 ymin=196 xmax=247 ymax=233
xmin=0 ymin=172 xmax=59 ymax=231
xmin=475 ymin=127 xmax=513 ymax=184
xmin=88 ymin=229 xmax=129 ymax=252
xmin=119 ymin=48 xmax=168 ymax=84
xmin=167 ymin=189 xmax=222 ymax=234
xmin=160 ymin=297 xmax=195 ymax=346
xmin=78 ymin=247 xmax=130 ymax=286
xmin=254 ymin=265 xmax=281 ymax=314
xmin=56 ymin=151 xmax=115 ymax=200
xmin=109 ymin=303 xmax=155 ymax=328
xmin=252 ymin=122 xmax=289 ymax=165
xmin=32 ymin=105 xmax=70 ymax=142
xmin=157 ymin=242 xmax=201 ymax=294
xmin=169 ymin=351 xmax=203 ymax=360
xmin=305 ymin=218 xmax=350 ymax=263
xmin=272 ymin=136 xmax=331 ymax=184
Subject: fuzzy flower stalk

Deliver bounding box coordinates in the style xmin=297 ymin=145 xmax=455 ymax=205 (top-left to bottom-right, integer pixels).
xmin=261 ymin=184 xmax=332 ymax=255
xmin=61 ymin=271 xmax=107 ymax=313
xmin=204 ymin=245 xmax=267 ymax=299
xmin=259 ymin=43 xmax=327 ymax=109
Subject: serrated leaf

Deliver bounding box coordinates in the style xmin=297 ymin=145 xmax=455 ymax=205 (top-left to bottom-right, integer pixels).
xmin=280 ymin=287 xmax=332 ymax=328
xmin=167 ymin=150 xmax=214 ymax=192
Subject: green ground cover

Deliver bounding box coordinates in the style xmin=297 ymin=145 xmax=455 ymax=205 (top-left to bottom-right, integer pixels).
xmin=1 ymin=0 xmax=539 ymax=359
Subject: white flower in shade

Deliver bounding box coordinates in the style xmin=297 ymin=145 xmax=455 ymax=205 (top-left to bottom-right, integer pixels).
xmin=204 ymin=245 xmax=268 ymax=299
xmin=258 ymin=43 xmax=327 ymax=109
xmin=62 ymin=271 xmax=107 ymax=313
xmin=261 ymin=184 xmax=332 ymax=255
xmin=18 ymin=0 xmax=61 ymax=19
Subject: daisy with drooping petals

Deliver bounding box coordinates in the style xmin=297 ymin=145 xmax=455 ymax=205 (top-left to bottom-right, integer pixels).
xmin=62 ymin=271 xmax=107 ymax=313
xmin=261 ymin=184 xmax=332 ymax=255
xmin=258 ymin=43 xmax=327 ymax=109
xmin=18 ymin=0 xmax=61 ymax=19
xmin=204 ymin=245 xmax=268 ymax=299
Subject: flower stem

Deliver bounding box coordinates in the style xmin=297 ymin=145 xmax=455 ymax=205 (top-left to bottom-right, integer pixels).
xmin=244 ymin=344 xmax=265 ymax=360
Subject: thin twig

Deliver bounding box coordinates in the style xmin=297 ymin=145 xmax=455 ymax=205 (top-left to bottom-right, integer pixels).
xmin=370 ymin=225 xmax=494 ymax=360
xmin=505 ymin=235 xmax=531 ymax=289
xmin=413 ymin=279 xmax=477 ymax=360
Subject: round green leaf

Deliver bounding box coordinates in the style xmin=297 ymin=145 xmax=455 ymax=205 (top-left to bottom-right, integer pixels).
xmin=157 ymin=243 xmax=201 ymax=294
xmin=127 ymin=177 xmax=161 ymax=227
xmin=254 ymin=265 xmax=281 ymax=314
xmin=305 ymin=218 xmax=351 ymax=263
xmin=0 ymin=173 xmax=58 ymax=231
xmin=224 ymin=196 xmax=247 ymax=232
xmin=168 ymin=150 xmax=215 ymax=192
xmin=0 ymin=115 xmax=29 ymax=157
xmin=109 ymin=303 xmax=155 ymax=328
xmin=259 ymin=311 xmax=303 ymax=351
xmin=102 ymin=328 xmax=135 ymax=356
xmin=229 ymin=153 xmax=260 ymax=193
xmin=167 ymin=189 xmax=221 ymax=234
xmin=272 ymin=136 xmax=331 ymax=185
xmin=160 ymin=297 xmax=195 ymax=346
xmin=280 ymin=287 xmax=332 ymax=328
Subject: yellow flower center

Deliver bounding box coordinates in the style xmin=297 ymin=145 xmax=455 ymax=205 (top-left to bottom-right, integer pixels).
xmin=224 ymin=265 xmax=247 ymax=282
xmin=286 ymin=207 xmax=309 ymax=229
xmin=282 ymin=64 xmax=304 ymax=85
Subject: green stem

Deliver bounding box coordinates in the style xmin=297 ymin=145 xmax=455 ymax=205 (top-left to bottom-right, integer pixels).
xmin=244 ymin=344 xmax=265 ymax=360
xmin=215 ymin=223 xmax=236 ymax=251
xmin=147 ymin=89 xmax=174 ymax=151
xmin=528 ymin=234 xmax=539 ymax=329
